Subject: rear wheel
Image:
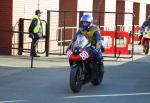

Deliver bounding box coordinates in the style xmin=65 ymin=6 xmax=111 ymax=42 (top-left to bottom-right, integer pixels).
xmin=91 ymin=62 xmax=104 ymax=86
xmin=144 ymin=41 xmax=149 ymax=55
xmin=70 ymin=65 xmax=83 ymax=93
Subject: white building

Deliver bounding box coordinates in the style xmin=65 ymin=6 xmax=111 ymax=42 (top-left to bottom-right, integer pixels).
xmin=1 ymin=0 xmax=150 ymax=55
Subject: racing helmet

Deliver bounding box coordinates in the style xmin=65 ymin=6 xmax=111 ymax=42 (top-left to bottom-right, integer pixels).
xmin=80 ymin=14 xmax=93 ymax=30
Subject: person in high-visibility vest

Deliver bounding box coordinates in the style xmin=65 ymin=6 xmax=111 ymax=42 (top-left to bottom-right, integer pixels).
xmin=28 ymin=9 xmax=43 ymax=57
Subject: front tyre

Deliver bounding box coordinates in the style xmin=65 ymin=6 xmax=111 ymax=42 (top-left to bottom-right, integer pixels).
xmin=70 ymin=65 xmax=82 ymax=93
xmin=91 ymin=62 xmax=104 ymax=86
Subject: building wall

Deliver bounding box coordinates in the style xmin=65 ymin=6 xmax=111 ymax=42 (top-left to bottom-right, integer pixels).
xmin=146 ymin=4 xmax=150 ymax=19
xmin=53 ymin=0 xmax=77 ymax=48
xmin=116 ymin=0 xmax=125 ymax=26
xmin=133 ymin=3 xmax=140 ymax=25
xmin=77 ymin=0 xmax=93 ymax=27
xmin=124 ymin=1 xmax=133 ymax=26
xmin=12 ymin=0 xmax=59 ymax=54
xmin=46 ymin=0 xmax=59 ymax=52
xmin=124 ymin=1 xmax=133 ymax=31
xmin=59 ymin=0 xmax=77 ymax=27
xmin=12 ymin=0 xmax=59 ymax=33
xmin=104 ymin=0 xmax=116 ymax=30
xmin=1 ymin=0 xmax=150 ymax=55
xmin=77 ymin=0 xmax=93 ymax=11
xmin=139 ymin=3 xmax=146 ymax=26
xmin=93 ymin=0 xmax=105 ymax=28
xmin=0 ymin=0 xmax=13 ymax=55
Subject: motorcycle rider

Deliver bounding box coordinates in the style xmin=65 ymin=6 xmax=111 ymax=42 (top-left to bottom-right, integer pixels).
xmin=138 ymin=15 xmax=150 ymax=47
xmin=67 ymin=14 xmax=103 ymax=80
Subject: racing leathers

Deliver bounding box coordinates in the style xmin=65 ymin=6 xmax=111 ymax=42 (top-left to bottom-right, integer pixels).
xmin=139 ymin=20 xmax=150 ymax=45
xmin=70 ymin=25 xmax=103 ymax=62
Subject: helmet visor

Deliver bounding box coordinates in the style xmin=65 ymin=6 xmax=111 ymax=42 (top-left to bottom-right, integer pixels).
xmin=82 ymin=21 xmax=90 ymax=26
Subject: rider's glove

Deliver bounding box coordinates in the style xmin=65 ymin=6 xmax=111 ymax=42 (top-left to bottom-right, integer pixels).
xmin=93 ymin=48 xmax=101 ymax=55
xmin=95 ymin=48 xmax=101 ymax=53
xmin=143 ymin=32 xmax=147 ymax=35
xmin=140 ymin=31 xmax=143 ymax=35
xmin=93 ymin=48 xmax=103 ymax=62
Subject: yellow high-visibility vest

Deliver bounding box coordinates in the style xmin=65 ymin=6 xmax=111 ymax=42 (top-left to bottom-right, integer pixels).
xmin=32 ymin=15 xmax=40 ymax=33
xmin=80 ymin=26 xmax=99 ymax=45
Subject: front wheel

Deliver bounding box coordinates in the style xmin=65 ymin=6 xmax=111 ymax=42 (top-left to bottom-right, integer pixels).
xmin=91 ymin=62 xmax=104 ymax=86
xmin=70 ymin=64 xmax=83 ymax=93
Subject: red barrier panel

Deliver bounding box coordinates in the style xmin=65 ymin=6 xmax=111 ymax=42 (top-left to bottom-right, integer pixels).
xmin=101 ymin=31 xmax=130 ymax=54
xmin=134 ymin=26 xmax=140 ymax=31
xmin=133 ymin=26 xmax=140 ymax=41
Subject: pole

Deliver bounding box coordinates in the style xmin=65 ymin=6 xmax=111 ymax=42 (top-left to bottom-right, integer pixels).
xmin=46 ymin=11 xmax=50 ymax=56
xmin=38 ymin=0 xmax=39 ymax=9
xmin=18 ymin=18 xmax=24 ymax=55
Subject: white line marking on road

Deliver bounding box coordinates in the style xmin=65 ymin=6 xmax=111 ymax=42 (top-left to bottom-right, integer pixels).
xmin=0 ymin=100 xmax=26 ymax=103
xmin=64 ymin=92 xmax=150 ymax=99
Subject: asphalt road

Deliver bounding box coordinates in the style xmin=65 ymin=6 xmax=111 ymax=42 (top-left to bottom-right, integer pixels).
xmin=0 ymin=55 xmax=150 ymax=103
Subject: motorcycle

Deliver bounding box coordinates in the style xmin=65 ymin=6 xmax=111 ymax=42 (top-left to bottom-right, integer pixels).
xmin=66 ymin=34 xmax=104 ymax=93
xmin=142 ymin=27 xmax=150 ymax=54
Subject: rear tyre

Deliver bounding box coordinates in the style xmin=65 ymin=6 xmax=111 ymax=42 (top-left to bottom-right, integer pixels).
xmin=91 ymin=62 xmax=104 ymax=86
xmin=144 ymin=41 xmax=149 ymax=55
xmin=70 ymin=65 xmax=82 ymax=93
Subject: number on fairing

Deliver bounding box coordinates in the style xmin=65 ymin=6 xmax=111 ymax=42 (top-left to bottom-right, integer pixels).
xmin=79 ymin=51 xmax=89 ymax=60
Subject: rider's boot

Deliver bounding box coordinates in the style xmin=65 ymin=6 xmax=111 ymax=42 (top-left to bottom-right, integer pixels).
xmin=138 ymin=35 xmax=143 ymax=45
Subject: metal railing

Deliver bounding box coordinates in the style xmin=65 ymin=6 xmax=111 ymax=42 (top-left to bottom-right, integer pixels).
xmin=0 ymin=18 xmax=47 ymax=68
xmin=47 ymin=10 xmax=135 ymax=60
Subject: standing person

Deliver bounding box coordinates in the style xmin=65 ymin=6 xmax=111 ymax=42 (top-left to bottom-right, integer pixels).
xmin=28 ymin=9 xmax=43 ymax=57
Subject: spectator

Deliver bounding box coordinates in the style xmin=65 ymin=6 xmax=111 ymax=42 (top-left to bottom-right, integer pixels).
xmin=28 ymin=9 xmax=43 ymax=57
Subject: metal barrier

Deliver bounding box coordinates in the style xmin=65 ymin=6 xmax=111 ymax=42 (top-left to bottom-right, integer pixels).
xmin=0 ymin=18 xmax=47 ymax=68
xmin=17 ymin=18 xmax=47 ymax=56
xmin=0 ymin=29 xmax=34 ymax=68
xmin=47 ymin=10 xmax=135 ymax=59
xmin=0 ymin=10 xmax=136 ymax=68
xmin=101 ymin=31 xmax=131 ymax=58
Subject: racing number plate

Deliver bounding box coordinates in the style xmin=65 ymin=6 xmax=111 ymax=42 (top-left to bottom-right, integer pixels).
xmin=79 ymin=50 xmax=89 ymax=60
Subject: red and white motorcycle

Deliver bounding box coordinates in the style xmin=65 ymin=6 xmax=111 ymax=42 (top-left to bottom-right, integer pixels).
xmin=66 ymin=34 xmax=104 ymax=93
xmin=141 ymin=27 xmax=150 ymax=54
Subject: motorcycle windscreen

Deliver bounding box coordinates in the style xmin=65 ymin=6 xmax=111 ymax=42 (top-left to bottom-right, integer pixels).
xmin=73 ymin=34 xmax=89 ymax=51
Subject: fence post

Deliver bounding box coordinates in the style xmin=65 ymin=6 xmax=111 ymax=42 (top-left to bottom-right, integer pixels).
xmin=46 ymin=11 xmax=50 ymax=56
xmin=114 ymin=13 xmax=118 ymax=58
xmin=79 ymin=11 xmax=83 ymax=27
xmin=63 ymin=11 xmax=66 ymax=55
xmin=18 ymin=18 xmax=24 ymax=55
xmin=131 ymin=13 xmax=135 ymax=61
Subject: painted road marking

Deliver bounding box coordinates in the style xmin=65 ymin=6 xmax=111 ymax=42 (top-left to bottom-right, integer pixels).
xmin=0 ymin=100 xmax=26 ymax=103
xmin=64 ymin=92 xmax=150 ymax=99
